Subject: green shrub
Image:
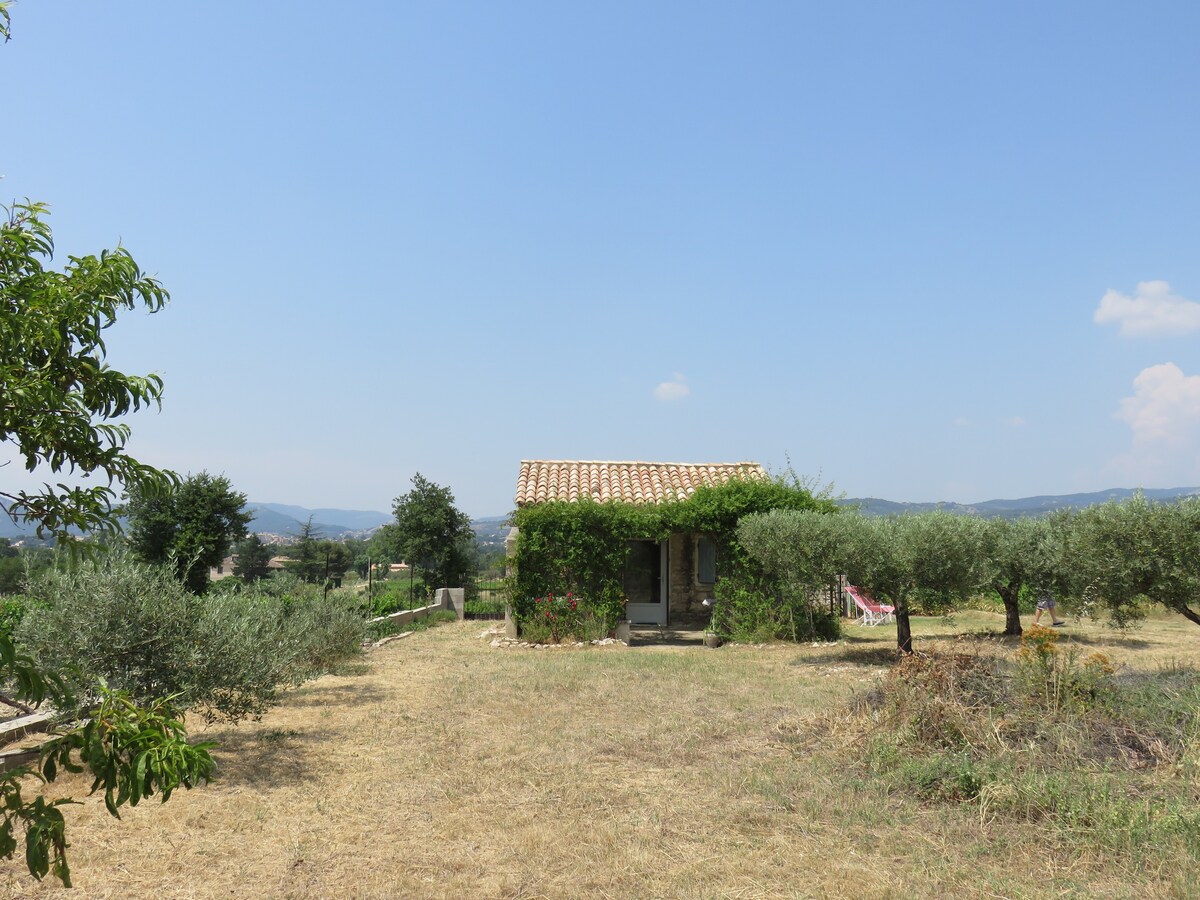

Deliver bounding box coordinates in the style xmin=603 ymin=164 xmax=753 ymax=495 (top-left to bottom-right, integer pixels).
xmin=907 ymin=587 xmax=956 ymax=616
xmin=963 ymin=583 xmax=1040 ymax=616
xmin=368 ymin=581 xmax=421 ymax=617
xmin=283 ymin=588 xmax=368 ymax=679
xmin=1015 ymin=624 xmax=1115 ymax=712
xmin=205 ymin=575 xmax=245 ymax=596
xmin=17 ymin=552 xmax=365 ymax=723
xmin=464 ymin=598 xmax=505 ymax=617
xmin=0 ymin=595 xmax=34 ymax=636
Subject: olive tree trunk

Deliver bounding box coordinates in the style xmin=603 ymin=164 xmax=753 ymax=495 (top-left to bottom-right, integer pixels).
xmin=997 ymin=583 xmax=1023 ymax=636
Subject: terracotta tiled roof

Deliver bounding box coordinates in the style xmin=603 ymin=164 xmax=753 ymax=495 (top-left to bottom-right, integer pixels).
xmin=515 ymin=460 xmax=768 ymax=506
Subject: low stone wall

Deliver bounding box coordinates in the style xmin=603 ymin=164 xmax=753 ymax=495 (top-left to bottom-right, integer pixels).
xmin=0 ymin=711 xmax=58 ymax=773
xmin=367 ymin=587 xmax=466 ymax=630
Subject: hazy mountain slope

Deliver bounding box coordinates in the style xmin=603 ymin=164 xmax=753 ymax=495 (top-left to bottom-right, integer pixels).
xmin=251 ymin=504 xmax=392 ymax=531
xmin=839 ymin=486 xmax=1200 ymax=519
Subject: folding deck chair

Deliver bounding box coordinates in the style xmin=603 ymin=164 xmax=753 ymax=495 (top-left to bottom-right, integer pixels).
xmin=845 ymin=584 xmax=895 ymax=626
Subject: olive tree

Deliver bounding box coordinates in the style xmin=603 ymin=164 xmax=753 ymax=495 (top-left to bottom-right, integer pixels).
xmin=979 ymin=516 xmax=1064 ymax=636
xmin=741 ymin=510 xmax=989 ymax=654
xmin=17 ymin=551 xmax=365 ymax=725
xmin=732 ymin=509 xmax=856 ymax=641
xmin=1066 ymin=494 xmax=1200 ymax=628
xmin=846 ymin=512 xmax=989 ymax=653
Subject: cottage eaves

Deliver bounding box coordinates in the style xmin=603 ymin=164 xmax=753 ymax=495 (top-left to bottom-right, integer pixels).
xmin=515 ymin=460 xmax=768 ymax=507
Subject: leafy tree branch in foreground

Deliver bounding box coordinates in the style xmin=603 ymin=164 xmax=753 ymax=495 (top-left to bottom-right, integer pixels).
xmin=1 ymin=201 xmax=176 ymax=542
xmin=0 ymin=199 xmax=215 ymax=885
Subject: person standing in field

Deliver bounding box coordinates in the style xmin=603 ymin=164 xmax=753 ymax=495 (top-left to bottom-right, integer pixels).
xmin=1033 ymin=588 xmax=1066 ymax=627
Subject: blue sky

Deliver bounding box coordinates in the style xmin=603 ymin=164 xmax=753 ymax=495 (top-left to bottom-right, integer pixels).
xmin=4 ymin=1 xmax=1200 ymax=517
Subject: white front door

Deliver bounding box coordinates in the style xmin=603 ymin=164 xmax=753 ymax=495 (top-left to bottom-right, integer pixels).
xmin=624 ymin=540 xmax=668 ymax=625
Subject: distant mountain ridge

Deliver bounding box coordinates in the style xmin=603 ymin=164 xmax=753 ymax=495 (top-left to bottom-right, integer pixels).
xmin=838 ymin=486 xmax=1200 ymax=519
xmin=6 ymin=488 xmax=1199 ymax=541
xmin=246 ymin=503 xmax=393 ymax=539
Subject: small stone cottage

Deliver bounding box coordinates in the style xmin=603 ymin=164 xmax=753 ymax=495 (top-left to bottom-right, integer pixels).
xmin=512 ymin=459 xmax=769 ymax=625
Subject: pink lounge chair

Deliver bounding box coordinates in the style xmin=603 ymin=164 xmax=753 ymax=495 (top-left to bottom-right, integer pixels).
xmin=846 ymin=584 xmax=895 ymax=626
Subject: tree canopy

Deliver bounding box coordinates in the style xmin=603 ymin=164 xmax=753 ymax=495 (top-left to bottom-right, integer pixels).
xmin=124 ymin=472 xmax=252 ymax=593
xmin=390 ymin=473 xmax=476 ymax=597
xmin=1066 ymin=494 xmax=1200 ymax=628
xmin=232 ymin=533 xmax=273 ymax=582
xmin=737 ymin=509 xmax=988 ymax=653
xmin=979 ymin=516 xmax=1064 ymax=636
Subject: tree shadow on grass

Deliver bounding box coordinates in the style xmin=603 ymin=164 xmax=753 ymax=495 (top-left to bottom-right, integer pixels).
xmin=191 ymin=682 xmax=388 ymax=788
xmin=949 ymin=626 xmax=1155 ymax=651
xmin=1053 ymin=632 xmax=1155 ymax=650
xmin=328 ymin=660 xmax=373 ymax=678
xmin=203 ymin=725 xmax=336 ymax=788
xmin=281 ymin=682 xmax=387 ymax=708
xmin=789 ymin=643 xmax=899 ymax=668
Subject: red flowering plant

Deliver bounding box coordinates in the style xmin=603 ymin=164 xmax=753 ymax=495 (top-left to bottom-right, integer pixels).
xmin=518 ymin=592 xmax=609 ymax=643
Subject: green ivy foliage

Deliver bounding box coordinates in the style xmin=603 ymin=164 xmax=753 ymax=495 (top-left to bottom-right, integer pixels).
xmin=510 ymin=499 xmax=657 ymax=628
xmin=510 ymin=476 xmax=837 ymax=633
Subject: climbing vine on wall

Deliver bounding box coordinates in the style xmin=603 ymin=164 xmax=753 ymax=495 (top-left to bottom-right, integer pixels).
xmin=509 ymin=476 xmax=837 ymax=631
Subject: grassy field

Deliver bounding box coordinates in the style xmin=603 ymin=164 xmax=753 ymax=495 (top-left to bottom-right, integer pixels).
xmin=3 ymin=611 xmax=1198 ymax=898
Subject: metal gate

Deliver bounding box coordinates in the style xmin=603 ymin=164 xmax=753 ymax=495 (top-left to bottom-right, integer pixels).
xmin=465 ymin=577 xmax=507 ymax=620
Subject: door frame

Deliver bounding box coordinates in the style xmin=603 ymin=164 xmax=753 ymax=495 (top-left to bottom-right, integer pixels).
xmin=625 ymin=539 xmax=669 ymax=625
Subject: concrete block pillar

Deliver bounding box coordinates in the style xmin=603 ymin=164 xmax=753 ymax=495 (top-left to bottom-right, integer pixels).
xmin=443 ymin=587 xmax=465 ymax=620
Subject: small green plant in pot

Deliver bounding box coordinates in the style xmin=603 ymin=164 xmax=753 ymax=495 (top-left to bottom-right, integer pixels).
xmin=702 ymin=597 xmax=723 ymax=647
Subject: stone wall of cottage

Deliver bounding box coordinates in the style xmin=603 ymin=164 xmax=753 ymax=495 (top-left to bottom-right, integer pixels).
xmin=668 ymin=533 xmax=716 ymax=621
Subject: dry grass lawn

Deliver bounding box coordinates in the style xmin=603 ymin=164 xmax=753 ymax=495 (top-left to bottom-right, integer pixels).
xmin=2 ymin=611 xmax=1198 ymax=899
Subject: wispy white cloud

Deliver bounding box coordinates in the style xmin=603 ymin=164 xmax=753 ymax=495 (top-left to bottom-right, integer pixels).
xmin=1094 ymin=280 xmax=1200 ymax=337
xmin=951 ymin=416 xmax=972 ymax=428
xmin=1005 ymin=416 xmax=1026 ymax=427
xmin=653 ymin=373 xmax=690 ymax=402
